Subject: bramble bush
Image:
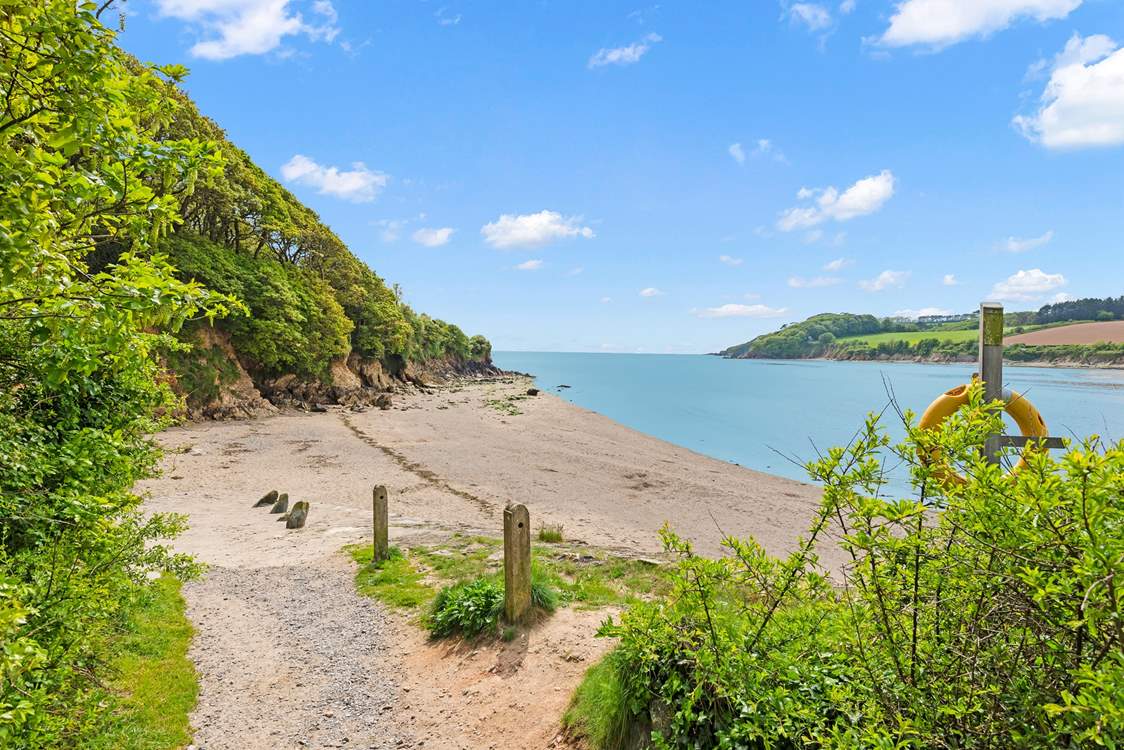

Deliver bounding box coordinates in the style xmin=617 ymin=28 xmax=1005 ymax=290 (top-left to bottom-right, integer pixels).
xmin=580 ymin=384 xmax=1124 ymax=748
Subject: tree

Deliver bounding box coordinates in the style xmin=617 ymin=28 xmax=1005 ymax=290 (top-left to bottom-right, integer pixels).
xmin=1 ymin=3 xmax=231 ymax=743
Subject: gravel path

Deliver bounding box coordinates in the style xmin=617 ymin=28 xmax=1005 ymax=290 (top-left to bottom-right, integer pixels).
xmin=186 ymin=558 xmax=414 ymax=750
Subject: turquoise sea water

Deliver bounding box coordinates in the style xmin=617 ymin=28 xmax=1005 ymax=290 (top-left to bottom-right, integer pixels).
xmin=492 ymin=352 xmax=1124 ymax=486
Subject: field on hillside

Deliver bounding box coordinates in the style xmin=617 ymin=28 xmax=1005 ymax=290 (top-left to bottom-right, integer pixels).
xmin=837 ymin=329 xmax=978 ymax=345
xmin=838 ymin=321 xmax=1090 ymax=346
xmin=1006 ymin=320 xmax=1124 ymax=345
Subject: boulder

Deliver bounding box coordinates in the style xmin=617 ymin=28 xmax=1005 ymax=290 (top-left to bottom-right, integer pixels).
xmin=254 ymin=490 xmax=278 ymax=508
xmin=375 ymin=393 xmax=393 ymax=410
xmin=270 ymin=493 xmax=289 ymax=514
xmin=526 ymin=388 xmax=540 ymax=396
xmin=286 ymin=501 xmax=310 ymax=529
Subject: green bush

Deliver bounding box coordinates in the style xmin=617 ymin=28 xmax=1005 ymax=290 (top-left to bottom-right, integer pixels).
xmin=0 ymin=3 xmax=228 ymax=744
xmin=589 ymin=384 xmax=1124 ymax=748
xmin=425 ymin=570 xmax=562 ymax=638
xmin=426 ymin=578 xmax=505 ymax=638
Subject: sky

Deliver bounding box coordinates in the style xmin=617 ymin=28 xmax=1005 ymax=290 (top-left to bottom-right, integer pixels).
xmin=116 ymin=0 xmax=1124 ymax=353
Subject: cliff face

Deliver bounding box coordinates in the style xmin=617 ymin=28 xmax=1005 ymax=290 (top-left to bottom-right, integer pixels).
xmin=174 ymin=327 xmax=503 ymax=420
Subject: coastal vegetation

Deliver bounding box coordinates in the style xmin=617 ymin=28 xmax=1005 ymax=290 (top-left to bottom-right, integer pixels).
xmin=349 ymin=534 xmax=672 ymax=635
xmin=721 ymin=302 xmax=1124 ymax=364
xmin=0 ymin=2 xmax=486 ymax=745
xmin=566 ymin=387 xmax=1124 ymax=748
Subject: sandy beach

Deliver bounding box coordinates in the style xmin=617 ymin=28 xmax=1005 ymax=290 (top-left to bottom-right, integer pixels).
xmin=141 ymin=376 xmax=836 ymax=749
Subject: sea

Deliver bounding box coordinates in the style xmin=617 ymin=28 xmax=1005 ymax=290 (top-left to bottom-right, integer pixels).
xmin=492 ymin=352 xmax=1124 ymax=489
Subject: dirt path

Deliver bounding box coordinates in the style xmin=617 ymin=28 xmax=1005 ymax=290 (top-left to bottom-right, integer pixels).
xmin=142 ymin=378 xmax=832 ymax=749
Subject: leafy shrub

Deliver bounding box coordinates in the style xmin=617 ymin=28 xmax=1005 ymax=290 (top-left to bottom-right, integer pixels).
xmin=426 ymin=570 xmax=562 ymax=638
xmin=426 ymin=578 xmax=505 ymax=638
xmin=590 ymin=384 xmax=1124 ymax=748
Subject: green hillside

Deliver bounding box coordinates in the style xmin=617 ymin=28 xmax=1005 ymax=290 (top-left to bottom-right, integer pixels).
xmin=721 ymin=308 xmax=1124 ymax=364
xmin=155 ymin=83 xmax=490 ymax=390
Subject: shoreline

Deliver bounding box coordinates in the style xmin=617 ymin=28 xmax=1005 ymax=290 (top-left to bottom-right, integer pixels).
xmin=140 ymin=377 xmax=843 ymax=748
xmin=714 ymin=354 xmax=1124 ymax=370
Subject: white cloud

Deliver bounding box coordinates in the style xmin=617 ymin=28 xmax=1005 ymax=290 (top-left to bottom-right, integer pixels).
xmin=804 ymin=229 xmax=825 ymax=244
xmin=376 ymin=213 xmax=424 ymax=242
xmin=894 ymin=307 xmax=953 ymax=319
xmin=639 ymin=287 xmax=664 ymax=297
xmin=567 ymin=266 xmax=585 ymax=276
xmin=859 ymin=269 xmax=910 ymax=292
xmin=695 ymin=303 xmax=788 ymax=319
xmin=877 ymin=0 xmax=1080 ymax=49
xmin=588 ymin=33 xmax=662 ymax=68
xmin=1051 ymin=291 xmax=1076 ymax=303
xmin=280 ymin=154 xmax=387 ymax=202
xmin=1014 ymin=34 xmax=1124 ymax=150
xmin=788 ymin=3 xmax=833 ymax=32
xmin=435 ymin=7 xmax=461 ymax=26
xmin=719 ymin=254 xmax=744 ymax=266
xmin=731 ymin=138 xmax=786 ymax=164
xmin=839 ymin=0 xmax=856 ymax=13
xmin=515 ymin=259 xmax=543 ymax=271
xmin=1000 ymin=229 xmax=1054 ymax=253
xmin=480 ymin=210 xmax=595 ymax=249
xmin=990 ymin=268 xmax=1067 ymax=301
xmin=777 ymin=170 xmax=895 ymax=231
xmin=754 ymin=138 xmax=786 ymax=162
xmin=788 ymin=275 xmax=842 ymax=288
xmin=156 ymin=0 xmax=341 ymax=60
xmin=600 ymin=296 xmax=613 ymax=303
xmin=411 ymin=227 xmax=454 ymax=247
xmin=943 ymin=273 xmax=959 ymax=286
xmin=823 ymin=257 xmax=853 ymax=271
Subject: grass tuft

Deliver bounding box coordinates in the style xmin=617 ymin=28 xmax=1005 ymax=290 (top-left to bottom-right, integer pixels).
xmin=564 ymin=652 xmax=638 ymax=750
xmin=350 ymin=545 xmax=434 ymax=609
xmin=538 ymin=523 xmax=564 ymax=543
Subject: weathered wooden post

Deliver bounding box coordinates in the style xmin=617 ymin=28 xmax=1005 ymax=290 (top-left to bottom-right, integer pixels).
xmin=503 ymin=503 xmax=531 ymax=625
xmin=979 ymin=302 xmax=1005 ymax=464
xmin=372 ymin=485 xmax=389 ymax=563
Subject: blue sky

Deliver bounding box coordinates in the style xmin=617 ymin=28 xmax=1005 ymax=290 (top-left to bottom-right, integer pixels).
xmin=118 ymin=0 xmax=1124 ymax=353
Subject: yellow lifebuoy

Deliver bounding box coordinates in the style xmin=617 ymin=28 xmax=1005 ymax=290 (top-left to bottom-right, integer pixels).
xmin=918 ymin=383 xmax=1049 ymax=483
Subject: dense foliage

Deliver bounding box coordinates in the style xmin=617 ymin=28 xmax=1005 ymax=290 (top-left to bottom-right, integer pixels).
xmin=154 ymin=88 xmax=489 ymax=379
xmin=0 ymin=2 xmax=232 ymax=744
xmin=829 ymin=338 xmax=1124 ymax=365
xmin=720 ymin=313 xmax=909 ymax=358
xmin=1037 ymin=295 xmax=1124 ymax=324
xmin=1 ymin=1 xmax=489 ymax=743
xmin=579 ymin=387 xmax=1124 ymax=748
xmin=723 ymin=305 xmax=1124 ymax=363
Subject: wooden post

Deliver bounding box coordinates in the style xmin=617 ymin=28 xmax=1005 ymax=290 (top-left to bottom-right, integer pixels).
xmin=979 ymin=302 xmax=1004 ymax=464
xmin=372 ymin=485 xmax=389 ymax=563
xmin=503 ymin=503 xmax=531 ymax=625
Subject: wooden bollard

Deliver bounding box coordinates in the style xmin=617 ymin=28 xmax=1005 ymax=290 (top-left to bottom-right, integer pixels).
xmin=503 ymin=503 xmax=531 ymax=625
xmin=372 ymin=485 xmax=389 ymax=563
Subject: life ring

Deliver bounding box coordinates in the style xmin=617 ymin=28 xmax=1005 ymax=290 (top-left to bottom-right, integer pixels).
xmin=918 ymin=383 xmax=1049 ymax=483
